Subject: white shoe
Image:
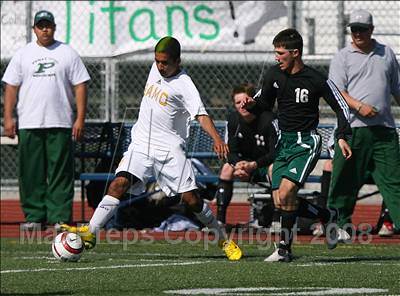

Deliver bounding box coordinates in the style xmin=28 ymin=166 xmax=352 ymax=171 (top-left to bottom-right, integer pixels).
xmin=378 ymin=222 xmax=394 ymax=237
xmin=249 ymin=219 xmax=263 ymax=229
xmin=20 ymin=222 xmax=44 ymax=231
xmin=337 ymin=228 xmax=351 ymax=242
xmin=312 ymin=223 xmax=324 ymax=236
xmin=264 ymin=242 xmax=292 ymax=262
xmin=269 ymin=221 xmax=281 ymax=233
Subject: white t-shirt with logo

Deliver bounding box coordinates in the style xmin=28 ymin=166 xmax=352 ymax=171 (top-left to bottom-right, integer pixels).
xmin=2 ymin=41 xmax=90 ymax=129
xmin=131 ymin=62 xmax=208 ymax=150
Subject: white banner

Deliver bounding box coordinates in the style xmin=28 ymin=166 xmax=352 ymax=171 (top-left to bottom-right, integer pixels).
xmin=1 ymin=1 xmax=287 ymax=58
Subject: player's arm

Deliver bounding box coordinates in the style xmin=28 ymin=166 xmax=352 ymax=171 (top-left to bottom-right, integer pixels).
xmin=3 ymin=83 xmax=19 ymax=139
xmin=72 ymin=82 xmax=88 ymax=141
xmin=196 ymin=114 xmax=229 ymax=160
xmin=241 ymin=68 xmax=276 ymax=113
xmin=340 ymin=90 xmax=378 ymax=118
xmin=197 ymin=114 xmax=229 ymax=159
xmin=322 ymin=80 xmax=352 ymax=159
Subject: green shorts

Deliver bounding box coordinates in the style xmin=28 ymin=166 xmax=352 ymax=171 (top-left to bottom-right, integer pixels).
xmin=271 ymin=131 xmax=321 ymax=190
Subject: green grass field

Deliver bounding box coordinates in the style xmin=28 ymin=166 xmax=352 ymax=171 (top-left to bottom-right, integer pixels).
xmin=1 ymin=238 xmax=399 ymax=295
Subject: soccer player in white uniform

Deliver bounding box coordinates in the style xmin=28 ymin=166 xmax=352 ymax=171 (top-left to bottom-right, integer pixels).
xmin=62 ymin=36 xmax=242 ymax=260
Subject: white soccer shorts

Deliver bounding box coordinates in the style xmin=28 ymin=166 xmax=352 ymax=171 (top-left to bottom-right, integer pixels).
xmin=115 ymin=143 xmax=197 ymax=197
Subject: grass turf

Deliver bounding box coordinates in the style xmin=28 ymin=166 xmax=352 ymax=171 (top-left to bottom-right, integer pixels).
xmin=1 ymin=238 xmax=399 ymax=295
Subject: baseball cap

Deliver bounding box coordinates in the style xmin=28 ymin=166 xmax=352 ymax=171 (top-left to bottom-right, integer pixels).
xmin=348 ymin=9 xmax=373 ymax=28
xmin=33 ymin=10 xmax=55 ymax=26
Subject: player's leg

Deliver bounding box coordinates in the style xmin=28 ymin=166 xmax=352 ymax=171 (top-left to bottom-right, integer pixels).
xmin=265 ymin=178 xmax=298 ymax=262
xmin=18 ymin=129 xmax=47 ymax=229
xmin=62 ymin=147 xmax=150 ymax=248
xmin=88 ymin=172 xmax=140 ymax=233
xmin=215 ymin=163 xmax=234 ymax=224
xmin=321 ymin=159 xmax=333 ymax=204
xmin=181 ymin=190 xmax=242 ymax=261
xmin=155 ymin=148 xmax=242 ymax=260
xmin=265 ymin=148 xmax=296 ymax=262
xmin=285 ymin=132 xmax=339 ymax=248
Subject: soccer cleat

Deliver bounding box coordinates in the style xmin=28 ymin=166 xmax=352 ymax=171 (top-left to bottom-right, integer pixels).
xmin=60 ymin=224 xmax=96 ymax=249
xmin=337 ymin=228 xmax=351 ymax=243
xmin=378 ymin=222 xmax=394 ymax=237
xmin=264 ymin=243 xmax=292 ymax=262
xmin=220 ymin=240 xmax=242 ymax=261
xmin=325 ymin=208 xmax=339 ymax=250
xmin=312 ymin=223 xmax=324 ymax=236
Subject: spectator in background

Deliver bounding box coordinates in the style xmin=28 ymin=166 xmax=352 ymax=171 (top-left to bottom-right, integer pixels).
xmin=2 ymin=10 xmax=90 ymax=231
xmin=215 ymin=83 xmax=278 ymax=226
xmin=315 ymin=130 xmax=395 ymax=237
xmin=241 ymin=28 xmax=352 ymax=262
xmin=328 ymin=9 xmax=400 ymax=240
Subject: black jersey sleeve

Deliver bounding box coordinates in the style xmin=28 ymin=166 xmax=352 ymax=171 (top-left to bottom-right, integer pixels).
xmin=226 ymin=112 xmax=241 ymax=165
xmin=248 ymin=67 xmax=277 ymax=115
xmin=321 ymin=79 xmax=352 ymax=140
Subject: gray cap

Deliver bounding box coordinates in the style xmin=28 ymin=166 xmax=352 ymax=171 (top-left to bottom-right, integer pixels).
xmin=348 ymin=9 xmax=373 ymax=28
xmin=34 ymin=10 xmax=55 ymax=26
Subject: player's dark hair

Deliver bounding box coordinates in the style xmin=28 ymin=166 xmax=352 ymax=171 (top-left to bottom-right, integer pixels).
xmin=231 ymin=83 xmax=256 ymax=101
xmin=273 ymin=28 xmax=303 ymax=55
xmin=155 ymin=36 xmax=181 ymax=61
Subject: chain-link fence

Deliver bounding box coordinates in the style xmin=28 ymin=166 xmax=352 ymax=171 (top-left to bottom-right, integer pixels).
xmin=1 ymin=1 xmax=400 ymax=189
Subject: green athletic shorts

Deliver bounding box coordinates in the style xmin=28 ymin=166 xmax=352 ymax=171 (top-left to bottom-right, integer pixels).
xmin=272 ymin=131 xmax=322 ymax=190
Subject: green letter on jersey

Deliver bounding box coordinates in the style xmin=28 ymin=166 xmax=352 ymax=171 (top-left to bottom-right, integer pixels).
xmin=35 ymin=62 xmax=55 ymax=74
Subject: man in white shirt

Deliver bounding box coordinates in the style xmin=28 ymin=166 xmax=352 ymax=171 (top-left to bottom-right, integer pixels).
xmin=2 ymin=10 xmax=90 ymax=231
xmin=62 ymin=36 xmax=242 ymax=261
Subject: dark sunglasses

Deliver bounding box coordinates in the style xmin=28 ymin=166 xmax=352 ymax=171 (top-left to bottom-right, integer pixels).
xmin=34 ymin=21 xmax=55 ymax=30
xmin=350 ymin=26 xmax=369 ymax=33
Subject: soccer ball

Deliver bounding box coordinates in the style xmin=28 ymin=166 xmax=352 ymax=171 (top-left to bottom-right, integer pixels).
xmin=52 ymin=232 xmax=84 ymax=262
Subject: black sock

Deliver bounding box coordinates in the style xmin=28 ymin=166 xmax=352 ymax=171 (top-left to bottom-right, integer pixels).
xmin=297 ymin=198 xmax=331 ymax=223
xmin=320 ymin=170 xmax=331 ymax=205
xmin=215 ymin=179 xmax=233 ymax=223
xmin=279 ymin=210 xmax=297 ymax=250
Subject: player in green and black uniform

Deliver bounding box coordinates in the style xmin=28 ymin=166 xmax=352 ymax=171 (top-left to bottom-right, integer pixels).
xmin=242 ymin=28 xmax=353 ymax=262
xmin=215 ymin=83 xmax=278 ymax=225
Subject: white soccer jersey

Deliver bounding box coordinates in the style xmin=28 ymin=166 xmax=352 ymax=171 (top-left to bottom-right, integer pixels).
xmin=131 ymin=62 xmax=208 ymax=150
xmin=2 ymin=41 xmax=90 ymax=129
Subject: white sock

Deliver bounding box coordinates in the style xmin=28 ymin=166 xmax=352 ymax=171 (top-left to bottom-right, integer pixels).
xmin=89 ymin=195 xmax=120 ymax=233
xmin=194 ymin=202 xmax=227 ymax=241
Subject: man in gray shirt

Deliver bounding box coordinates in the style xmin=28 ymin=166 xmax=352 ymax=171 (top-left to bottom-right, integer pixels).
xmin=328 ymin=9 xmax=400 ymax=239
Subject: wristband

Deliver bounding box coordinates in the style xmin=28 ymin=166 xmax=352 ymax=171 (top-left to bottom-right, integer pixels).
xmin=356 ymin=104 xmax=363 ymax=113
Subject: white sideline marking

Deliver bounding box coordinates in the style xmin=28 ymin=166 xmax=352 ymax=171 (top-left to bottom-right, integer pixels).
xmin=1 ymin=260 xmax=211 ymax=274
xmin=164 ymin=287 xmax=388 ymax=295
xmin=295 ymin=262 xmax=400 ymax=267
